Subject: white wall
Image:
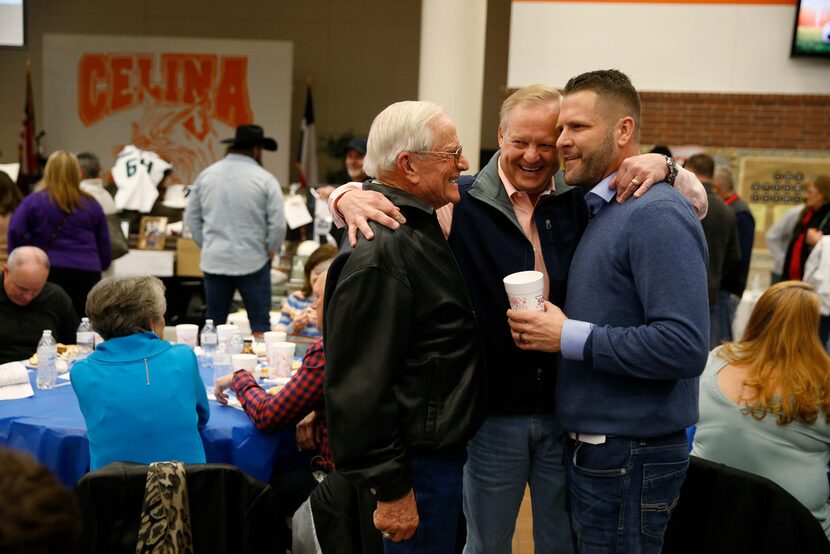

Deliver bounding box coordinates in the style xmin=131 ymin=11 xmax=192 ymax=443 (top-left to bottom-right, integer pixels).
xmin=419 ymin=0 xmax=488 ymax=171
xmin=508 ymin=2 xmax=830 ymax=93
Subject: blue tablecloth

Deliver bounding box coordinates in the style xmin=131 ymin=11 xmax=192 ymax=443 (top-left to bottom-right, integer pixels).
xmin=0 ymin=371 xmax=310 ymax=488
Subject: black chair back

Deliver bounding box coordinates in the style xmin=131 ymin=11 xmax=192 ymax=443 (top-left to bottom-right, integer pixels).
xmin=664 ymin=456 xmax=830 ymax=553
xmin=76 ymin=462 xmax=279 ymax=554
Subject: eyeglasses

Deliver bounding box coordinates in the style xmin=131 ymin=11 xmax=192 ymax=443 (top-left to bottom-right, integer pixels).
xmin=412 ymin=145 xmax=463 ymax=161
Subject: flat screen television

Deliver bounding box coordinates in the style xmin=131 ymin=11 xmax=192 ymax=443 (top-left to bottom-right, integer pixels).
xmin=792 ymin=0 xmax=830 ymax=57
xmin=0 ymin=0 xmax=26 ymax=49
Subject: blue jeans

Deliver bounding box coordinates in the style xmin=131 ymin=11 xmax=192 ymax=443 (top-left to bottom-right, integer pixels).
xmin=463 ymin=415 xmax=572 ymax=554
xmin=383 ymin=448 xmax=466 ymax=553
xmin=710 ymin=290 xmax=738 ymax=347
xmin=566 ymin=431 xmax=689 ymax=554
xmin=203 ymin=261 xmax=271 ymax=332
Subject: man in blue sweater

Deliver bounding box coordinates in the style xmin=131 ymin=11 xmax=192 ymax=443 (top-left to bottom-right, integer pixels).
xmin=508 ymin=70 xmax=709 ymax=553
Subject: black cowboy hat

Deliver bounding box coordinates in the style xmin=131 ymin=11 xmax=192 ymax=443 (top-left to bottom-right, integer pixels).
xmin=221 ymin=124 xmax=278 ymax=151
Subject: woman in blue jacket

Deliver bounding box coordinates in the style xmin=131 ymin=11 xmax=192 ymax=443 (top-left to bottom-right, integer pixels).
xmin=71 ymin=275 xmax=209 ymax=470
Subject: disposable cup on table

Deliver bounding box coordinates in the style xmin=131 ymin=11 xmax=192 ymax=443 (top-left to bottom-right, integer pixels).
xmin=267 ymin=342 xmax=296 ymax=379
xmin=252 ymin=341 xmax=267 ymax=358
xmin=503 ymin=271 xmax=544 ymax=312
xmin=263 ymin=331 xmax=287 ymax=345
xmin=231 ymin=353 xmax=258 ymax=374
xmin=217 ymin=324 xmax=239 ymax=344
xmin=175 ymin=324 xmax=199 ymax=348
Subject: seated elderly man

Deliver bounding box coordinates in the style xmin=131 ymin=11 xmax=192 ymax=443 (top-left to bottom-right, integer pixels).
xmin=0 ymin=246 xmax=78 ymax=364
xmin=316 ymin=101 xmax=486 ymax=552
xmin=71 ymin=276 xmax=209 ymax=470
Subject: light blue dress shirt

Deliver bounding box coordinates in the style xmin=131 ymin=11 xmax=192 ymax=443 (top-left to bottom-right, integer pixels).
xmin=185 ymin=153 xmax=285 ymax=276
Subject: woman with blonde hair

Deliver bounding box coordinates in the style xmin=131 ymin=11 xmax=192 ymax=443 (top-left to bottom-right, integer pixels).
xmin=692 ymin=280 xmax=830 ymax=537
xmin=8 ymin=150 xmax=110 ymax=317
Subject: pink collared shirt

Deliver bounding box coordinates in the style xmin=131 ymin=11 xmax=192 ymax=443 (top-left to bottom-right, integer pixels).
xmin=435 ymin=156 xmax=553 ymax=299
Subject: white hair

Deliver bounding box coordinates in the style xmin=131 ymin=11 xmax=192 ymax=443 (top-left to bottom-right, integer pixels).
xmin=363 ymin=101 xmax=447 ymax=178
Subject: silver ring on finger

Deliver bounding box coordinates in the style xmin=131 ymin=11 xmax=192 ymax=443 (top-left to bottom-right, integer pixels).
xmin=382 ymin=530 xmax=391 ymax=539
xmin=519 ymin=331 xmax=528 ymax=344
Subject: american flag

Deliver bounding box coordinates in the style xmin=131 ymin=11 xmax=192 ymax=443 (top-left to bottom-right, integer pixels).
xmin=294 ymin=79 xmax=318 ymax=188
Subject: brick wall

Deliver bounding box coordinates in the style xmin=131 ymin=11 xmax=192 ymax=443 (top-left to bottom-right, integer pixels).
xmin=640 ymin=92 xmax=830 ymax=151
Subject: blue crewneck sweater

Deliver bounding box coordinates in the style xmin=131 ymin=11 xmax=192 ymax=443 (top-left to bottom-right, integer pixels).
xmin=558 ymin=182 xmax=709 ymax=437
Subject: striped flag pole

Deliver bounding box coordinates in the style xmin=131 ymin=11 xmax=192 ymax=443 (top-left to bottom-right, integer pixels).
xmin=294 ymin=77 xmax=318 ymax=188
xmin=17 ymin=59 xmax=38 ymax=189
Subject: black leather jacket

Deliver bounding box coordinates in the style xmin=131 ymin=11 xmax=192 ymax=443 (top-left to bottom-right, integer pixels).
xmin=324 ymin=182 xmax=486 ymax=502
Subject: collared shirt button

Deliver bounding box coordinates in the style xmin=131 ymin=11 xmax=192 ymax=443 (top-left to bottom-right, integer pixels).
xmin=370 ymin=487 xmax=377 ymax=495
xmin=536 ymin=368 xmax=542 ymax=375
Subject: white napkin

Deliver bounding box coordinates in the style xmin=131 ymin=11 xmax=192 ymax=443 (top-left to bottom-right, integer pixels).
xmin=0 ymin=362 xmax=34 ymax=400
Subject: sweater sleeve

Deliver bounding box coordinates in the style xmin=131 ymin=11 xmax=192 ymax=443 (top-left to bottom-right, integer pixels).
xmin=7 ymin=196 xmax=32 ymax=250
xmin=587 ymin=199 xmax=710 ymax=380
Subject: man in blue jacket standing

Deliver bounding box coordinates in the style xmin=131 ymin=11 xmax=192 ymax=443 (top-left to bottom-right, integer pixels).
xmin=508 ymin=69 xmax=709 ymax=553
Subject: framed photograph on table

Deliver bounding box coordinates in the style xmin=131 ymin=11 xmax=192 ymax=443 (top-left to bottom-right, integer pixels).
xmin=138 ymin=216 xmax=168 ymax=250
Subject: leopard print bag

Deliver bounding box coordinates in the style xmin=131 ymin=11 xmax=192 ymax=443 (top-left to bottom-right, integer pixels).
xmin=135 ymin=461 xmax=194 ymax=554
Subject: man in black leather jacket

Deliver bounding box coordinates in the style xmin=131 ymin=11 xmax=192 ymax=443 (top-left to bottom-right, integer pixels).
xmin=320 ymin=100 xmax=485 ymax=552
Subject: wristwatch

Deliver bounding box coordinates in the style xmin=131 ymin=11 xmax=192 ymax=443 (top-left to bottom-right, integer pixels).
xmin=664 ymin=155 xmax=678 ymax=186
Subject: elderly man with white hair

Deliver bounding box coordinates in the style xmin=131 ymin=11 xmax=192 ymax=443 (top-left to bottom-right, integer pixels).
xmin=0 ymin=246 xmax=78 ymax=363
xmin=315 ymin=100 xmax=486 ymax=553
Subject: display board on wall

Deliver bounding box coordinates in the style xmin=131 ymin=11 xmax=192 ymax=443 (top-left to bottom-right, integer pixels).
xmin=739 ymin=157 xmax=830 ymax=248
xmin=42 ymin=34 xmax=293 ymax=187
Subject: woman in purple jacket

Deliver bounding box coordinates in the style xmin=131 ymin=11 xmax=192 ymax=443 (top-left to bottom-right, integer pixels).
xmin=8 ymin=150 xmax=110 ymax=317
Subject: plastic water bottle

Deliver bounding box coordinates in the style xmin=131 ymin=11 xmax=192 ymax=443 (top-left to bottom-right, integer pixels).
xmin=76 ymin=317 xmax=94 ymax=360
xmin=199 ymin=320 xmax=217 ymax=387
xmin=200 ymin=319 xmax=218 ymax=356
xmin=36 ymin=330 xmax=57 ymax=390
xmin=198 ymin=351 xmax=214 ymax=388
xmin=213 ymin=343 xmax=232 ymax=385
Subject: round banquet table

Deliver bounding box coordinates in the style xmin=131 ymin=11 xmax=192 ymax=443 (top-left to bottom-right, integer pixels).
xmin=0 ymin=369 xmax=310 ymax=488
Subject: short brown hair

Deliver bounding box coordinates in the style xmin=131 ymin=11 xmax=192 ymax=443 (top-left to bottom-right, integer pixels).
xmin=812 ymin=175 xmax=830 ymax=202
xmin=685 ymin=154 xmax=715 ymax=179
xmin=0 ymin=448 xmax=79 ymax=553
xmin=563 ymin=69 xmax=641 ymax=140
xmin=302 ymin=244 xmax=337 ymax=297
